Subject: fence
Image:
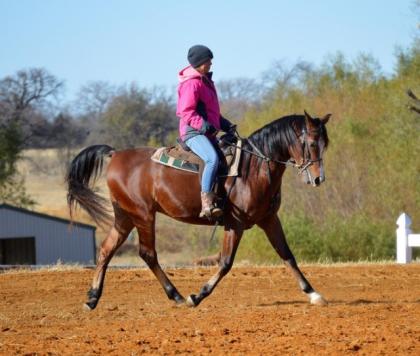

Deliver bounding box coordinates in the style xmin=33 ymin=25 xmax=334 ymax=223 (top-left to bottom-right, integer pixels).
xmin=396 ymin=213 xmax=420 ymax=263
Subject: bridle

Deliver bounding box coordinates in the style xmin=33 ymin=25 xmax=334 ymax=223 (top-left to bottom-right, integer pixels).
xmin=230 ymin=124 xmax=325 ymax=184
xmin=292 ymin=126 xmax=325 ymax=185
xmin=293 ymin=126 xmax=324 ymax=173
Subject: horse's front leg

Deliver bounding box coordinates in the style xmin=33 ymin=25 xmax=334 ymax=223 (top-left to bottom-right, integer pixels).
xmin=257 ymin=214 xmax=327 ymax=306
xmin=186 ymin=225 xmax=243 ymax=307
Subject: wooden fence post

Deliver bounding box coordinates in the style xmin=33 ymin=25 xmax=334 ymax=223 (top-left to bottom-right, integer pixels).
xmin=396 ymin=213 xmax=412 ymax=263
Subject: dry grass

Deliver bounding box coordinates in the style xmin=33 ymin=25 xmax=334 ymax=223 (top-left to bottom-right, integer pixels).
xmin=19 ymin=148 xmax=107 ymax=221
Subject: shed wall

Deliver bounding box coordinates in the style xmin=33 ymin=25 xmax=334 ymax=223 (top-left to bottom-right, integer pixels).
xmin=0 ymin=208 xmax=95 ymax=264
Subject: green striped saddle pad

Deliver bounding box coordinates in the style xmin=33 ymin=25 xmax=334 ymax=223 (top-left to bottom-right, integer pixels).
xmin=151 ymin=139 xmax=242 ymax=177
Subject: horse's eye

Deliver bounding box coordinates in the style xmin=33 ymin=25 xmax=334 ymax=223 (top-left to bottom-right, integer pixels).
xmin=310 ymin=142 xmax=318 ymax=148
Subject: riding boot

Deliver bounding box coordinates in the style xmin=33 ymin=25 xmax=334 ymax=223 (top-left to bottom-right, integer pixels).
xmin=199 ymin=192 xmax=223 ymax=218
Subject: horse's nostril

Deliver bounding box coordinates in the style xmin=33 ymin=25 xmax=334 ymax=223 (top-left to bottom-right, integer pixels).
xmin=314 ymin=177 xmax=321 ymax=186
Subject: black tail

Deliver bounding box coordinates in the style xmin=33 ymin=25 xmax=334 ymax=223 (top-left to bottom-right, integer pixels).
xmin=66 ymin=145 xmax=115 ymax=226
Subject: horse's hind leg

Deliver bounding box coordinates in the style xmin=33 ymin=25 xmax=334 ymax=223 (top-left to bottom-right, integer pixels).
xmin=84 ymin=206 xmax=134 ymax=310
xmin=136 ymin=216 xmax=185 ymax=304
xmin=186 ymin=225 xmax=244 ymax=307
xmin=257 ymin=214 xmax=327 ymax=306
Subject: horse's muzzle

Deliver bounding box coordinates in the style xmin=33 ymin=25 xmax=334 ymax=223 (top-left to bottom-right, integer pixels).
xmin=303 ymin=170 xmax=325 ymax=187
xmin=313 ymin=176 xmax=324 ymax=186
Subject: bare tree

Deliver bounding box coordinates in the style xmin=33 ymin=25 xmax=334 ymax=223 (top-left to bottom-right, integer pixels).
xmin=0 ymin=68 xmax=63 ymax=123
xmin=74 ymin=81 xmax=118 ymax=145
xmin=218 ymin=77 xmax=264 ymax=120
xmin=0 ymin=67 xmax=64 ymax=145
xmin=0 ymin=68 xmax=63 ymax=206
xmin=75 ymin=80 xmax=115 ymax=117
xmin=262 ymin=59 xmax=313 ymax=90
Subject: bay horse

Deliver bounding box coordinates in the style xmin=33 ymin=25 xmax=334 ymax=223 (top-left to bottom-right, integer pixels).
xmin=66 ymin=111 xmax=330 ymax=310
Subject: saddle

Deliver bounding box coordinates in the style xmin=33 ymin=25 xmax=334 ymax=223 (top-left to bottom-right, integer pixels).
xmin=151 ymin=136 xmax=242 ymax=177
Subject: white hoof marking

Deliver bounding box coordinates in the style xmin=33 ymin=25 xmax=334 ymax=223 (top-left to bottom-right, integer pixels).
xmin=309 ymin=292 xmax=328 ymax=306
xmin=186 ymin=296 xmax=196 ymax=307
xmin=83 ymin=303 xmax=93 ymax=311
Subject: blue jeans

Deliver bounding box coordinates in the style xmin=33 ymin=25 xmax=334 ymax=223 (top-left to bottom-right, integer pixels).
xmin=185 ymin=135 xmax=219 ymax=193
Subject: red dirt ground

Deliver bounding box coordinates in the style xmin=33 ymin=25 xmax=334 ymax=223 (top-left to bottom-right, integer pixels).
xmin=0 ymin=264 xmax=419 ymax=355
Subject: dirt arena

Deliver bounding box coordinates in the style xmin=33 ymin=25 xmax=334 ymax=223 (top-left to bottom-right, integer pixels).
xmin=0 ymin=264 xmax=419 ymax=355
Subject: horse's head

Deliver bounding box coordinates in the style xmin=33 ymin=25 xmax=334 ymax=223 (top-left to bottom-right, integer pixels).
xmin=290 ymin=110 xmax=331 ymax=187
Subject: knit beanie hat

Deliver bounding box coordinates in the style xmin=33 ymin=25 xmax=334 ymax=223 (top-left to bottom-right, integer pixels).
xmin=187 ymin=45 xmax=213 ymax=68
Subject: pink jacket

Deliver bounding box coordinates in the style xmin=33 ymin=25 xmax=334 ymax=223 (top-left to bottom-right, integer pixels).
xmin=176 ymin=65 xmax=222 ymax=141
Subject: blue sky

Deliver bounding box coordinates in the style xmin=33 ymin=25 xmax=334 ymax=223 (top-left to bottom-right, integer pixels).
xmin=1 ymin=0 xmax=418 ymax=102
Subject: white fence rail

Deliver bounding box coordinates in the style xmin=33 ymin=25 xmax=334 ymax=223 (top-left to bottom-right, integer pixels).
xmin=396 ymin=213 xmax=420 ymax=263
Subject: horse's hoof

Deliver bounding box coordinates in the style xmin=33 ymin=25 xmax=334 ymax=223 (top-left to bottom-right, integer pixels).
xmin=83 ymin=299 xmax=98 ymax=311
xmin=83 ymin=303 xmax=94 ymax=311
xmin=309 ymin=292 xmax=328 ymax=306
xmin=186 ymin=294 xmax=198 ymax=307
xmin=175 ymin=296 xmax=186 ymax=305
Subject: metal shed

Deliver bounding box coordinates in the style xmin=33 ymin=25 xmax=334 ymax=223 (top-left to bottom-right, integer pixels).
xmin=0 ymin=204 xmax=96 ymax=265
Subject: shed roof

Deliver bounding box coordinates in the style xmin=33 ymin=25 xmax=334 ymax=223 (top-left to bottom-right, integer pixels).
xmin=0 ymin=203 xmax=96 ymax=231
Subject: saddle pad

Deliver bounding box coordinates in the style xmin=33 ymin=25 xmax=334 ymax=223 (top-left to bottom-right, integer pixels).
xmin=151 ymin=146 xmax=202 ymax=173
xmin=151 ymin=140 xmax=242 ymax=177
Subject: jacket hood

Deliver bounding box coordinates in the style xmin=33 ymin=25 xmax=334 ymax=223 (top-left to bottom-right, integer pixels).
xmin=178 ymin=65 xmax=202 ymax=83
xmin=178 ymin=66 xmax=214 ymax=83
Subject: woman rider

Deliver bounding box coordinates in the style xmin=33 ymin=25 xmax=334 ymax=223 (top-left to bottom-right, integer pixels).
xmin=176 ymin=45 xmax=235 ymax=219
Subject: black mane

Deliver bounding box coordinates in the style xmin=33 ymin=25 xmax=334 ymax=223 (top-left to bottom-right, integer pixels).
xmin=240 ymin=114 xmax=328 ymax=180
xmin=249 ymin=115 xmax=303 ymax=157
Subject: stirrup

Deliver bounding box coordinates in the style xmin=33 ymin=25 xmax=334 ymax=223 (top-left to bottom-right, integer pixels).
xmin=199 ymin=206 xmax=223 ymax=219
xmin=210 ymin=206 xmax=223 ymax=218
xmin=200 ymin=192 xmax=223 ymax=219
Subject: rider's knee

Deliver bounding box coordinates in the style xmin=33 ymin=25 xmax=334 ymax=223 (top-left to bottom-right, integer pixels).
xmin=205 ymin=151 xmax=219 ymax=166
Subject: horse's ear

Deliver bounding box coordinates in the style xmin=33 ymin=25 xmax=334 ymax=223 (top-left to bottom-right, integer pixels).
xmin=304 ymin=110 xmax=313 ymax=127
xmin=321 ymin=113 xmax=332 ymax=125
xmin=304 ymin=110 xmax=312 ymax=119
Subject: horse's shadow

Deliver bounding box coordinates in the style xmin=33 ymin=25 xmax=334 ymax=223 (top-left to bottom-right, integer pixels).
xmin=257 ymin=300 xmax=307 ymax=307
xmin=256 ymin=299 xmax=420 ymax=307
xmin=343 ymin=298 xmax=420 ymax=305
xmin=346 ymin=299 xmax=390 ymax=305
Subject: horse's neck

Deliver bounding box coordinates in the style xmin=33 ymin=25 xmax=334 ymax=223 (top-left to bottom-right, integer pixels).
xmin=248 ymin=154 xmax=286 ymax=193
xmin=243 ymin=134 xmax=292 ymax=195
